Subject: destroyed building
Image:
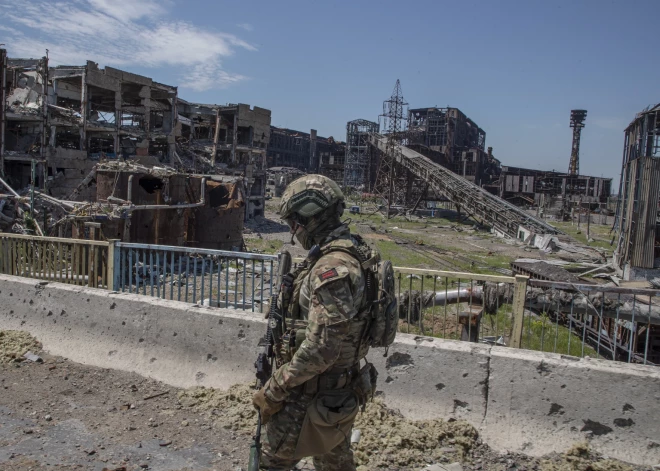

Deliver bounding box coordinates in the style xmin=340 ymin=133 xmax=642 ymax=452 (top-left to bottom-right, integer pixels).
xmin=266 ymin=166 xmax=305 ymax=197
xmin=267 ymin=127 xmax=345 ymax=183
xmin=176 ymin=100 xmax=270 ymax=218
xmin=344 ymin=119 xmax=380 ymax=190
xmin=407 ymin=107 xmax=498 ymax=185
xmin=1 ymin=49 xmax=272 ymax=242
xmin=614 ymin=103 xmax=660 ymax=279
xmin=1 ymin=56 xmax=179 ymax=200
xmin=496 ymin=166 xmax=612 ymax=208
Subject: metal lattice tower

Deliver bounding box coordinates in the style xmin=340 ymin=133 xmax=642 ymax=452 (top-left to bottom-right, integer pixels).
xmin=344 ymin=119 xmax=379 ymax=189
xmin=372 ymin=80 xmax=409 ymax=216
xmin=568 ymin=109 xmax=587 ymax=176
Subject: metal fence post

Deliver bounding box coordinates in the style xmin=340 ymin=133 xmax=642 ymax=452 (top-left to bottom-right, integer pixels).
xmin=107 ymin=239 xmax=120 ymax=291
xmin=510 ymin=274 xmax=529 ymax=348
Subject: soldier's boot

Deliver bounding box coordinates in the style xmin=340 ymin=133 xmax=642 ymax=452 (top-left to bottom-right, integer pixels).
xmin=312 ymin=439 xmax=356 ymax=471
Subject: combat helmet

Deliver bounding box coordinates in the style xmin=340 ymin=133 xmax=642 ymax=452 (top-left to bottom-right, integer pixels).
xmin=280 ymin=174 xmax=345 ymax=222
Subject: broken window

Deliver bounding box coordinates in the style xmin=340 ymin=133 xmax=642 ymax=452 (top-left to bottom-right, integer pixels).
xmin=209 ymin=185 xmax=230 ymax=208
xmin=138 ymin=176 xmax=164 ymax=194
xmin=237 ymin=126 xmax=253 ymax=146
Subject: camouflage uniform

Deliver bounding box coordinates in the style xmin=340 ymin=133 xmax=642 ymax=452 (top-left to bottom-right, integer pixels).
xmin=259 ymin=176 xmax=375 ymax=471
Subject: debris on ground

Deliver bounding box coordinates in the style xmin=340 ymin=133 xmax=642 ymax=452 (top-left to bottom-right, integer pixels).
xmin=177 ymin=383 xmax=257 ymax=432
xmin=178 ymin=383 xmax=479 ymax=470
xmin=0 ymin=330 xmax=42 ymax=364
xmin=352 ymin=398 xmax=478 ymax=469
xmin=1 ymin=352 xmax=649 ymax=471
xmin=538 ymin=442 xmax=635 ymax=471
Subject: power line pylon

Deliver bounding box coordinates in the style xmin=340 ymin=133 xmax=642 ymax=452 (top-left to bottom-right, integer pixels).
xmin=372 ymin=80 xmax=409 ymax=217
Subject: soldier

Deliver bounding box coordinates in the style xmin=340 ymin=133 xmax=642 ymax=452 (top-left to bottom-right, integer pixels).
xmin=252 ymin=174 xmax=380 ymax=471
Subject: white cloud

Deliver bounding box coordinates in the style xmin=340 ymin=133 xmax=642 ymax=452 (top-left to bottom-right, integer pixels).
xmin=186 ymin=63 xmax=247 ymax=92
xmin=237 ymin=23 xmax=254 ymax=32
xmin=88 ymin=0 xmax=166 ymax=21
xmin=0 ymin=0 xmax=255 ymax=91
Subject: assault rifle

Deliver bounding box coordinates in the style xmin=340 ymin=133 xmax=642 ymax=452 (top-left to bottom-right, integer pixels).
xmin=248 ymin=250 xmax=292 ymax=471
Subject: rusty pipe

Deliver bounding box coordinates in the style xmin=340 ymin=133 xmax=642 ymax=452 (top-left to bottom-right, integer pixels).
xmin=128 ymin=177 xmax=206 ymax=211
xmin=127 ymin=174 xmax=134 ymax=204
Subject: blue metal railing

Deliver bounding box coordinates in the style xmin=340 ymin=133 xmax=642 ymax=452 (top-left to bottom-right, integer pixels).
xmin=112 ymin=242 xmax=278 ymax=312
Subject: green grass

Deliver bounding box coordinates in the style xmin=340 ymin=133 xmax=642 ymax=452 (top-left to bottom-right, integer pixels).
xmin=243 ymin=237 xmax=283 ymax=255
xmin=551 ymin=221 xmax=615 ymax=252
xmin=372 ymin=240 xmax=431 ymax=268
xmin=520 ymin=314 xmax=599 ymax=357
xmin=398 ymin=301 xmax=599 ymax=358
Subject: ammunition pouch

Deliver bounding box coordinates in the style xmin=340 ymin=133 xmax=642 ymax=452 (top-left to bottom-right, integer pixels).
xmin=293 ymin=388 xmax=360 ymax=460
xmin=277 ymin=320 xmax=308 ymax=365
xmin=352 ymin=362 xmax=378 ymax=408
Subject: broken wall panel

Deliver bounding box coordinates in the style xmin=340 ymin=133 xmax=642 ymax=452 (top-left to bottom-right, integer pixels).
xmin=176 ymin=100 xmax=271 ymax=219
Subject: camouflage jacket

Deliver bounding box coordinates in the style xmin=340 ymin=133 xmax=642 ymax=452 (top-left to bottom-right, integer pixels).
xmin=265 ymin=228 xmax=370 ymax=402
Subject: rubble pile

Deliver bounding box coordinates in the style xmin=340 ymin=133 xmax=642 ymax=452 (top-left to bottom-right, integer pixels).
xmin=177 ymin=383 xmax=479 ymax=469
xmin=352 ymin=398 xmax=478 ymax=469
xmin=0 ymin=330 xmax=42 ymax=364
xmin=538 ymin=442 xmax=634 ymax=471
xmin=177 ymin=383 xmax=257 ymax=432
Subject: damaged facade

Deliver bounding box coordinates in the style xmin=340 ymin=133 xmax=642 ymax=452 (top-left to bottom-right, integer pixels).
xmin=407 ymin=107 xmax=499 ymax=185
xmin=1 ymin=49 xmax=272 ymax=245
xmin=496 ymin=166 xmax=612 ymax=209
xmin=614 ymin=103 xmax=660 ymax=279
xmin=267 ymin=127 xmax=346 ymax=183
xmin=176 ymin=101 xmax=270 ymax=218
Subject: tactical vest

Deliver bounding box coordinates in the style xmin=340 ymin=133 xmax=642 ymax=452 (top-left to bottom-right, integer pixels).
xmin=276 ymin=234 xmax=375 ymax=369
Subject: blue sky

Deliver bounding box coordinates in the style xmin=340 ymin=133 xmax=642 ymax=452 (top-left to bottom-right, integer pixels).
xmin=1 ymin=0 xmax=658 ymax=189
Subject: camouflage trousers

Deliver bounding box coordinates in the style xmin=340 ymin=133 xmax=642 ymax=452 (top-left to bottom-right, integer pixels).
xmin=261 ymin=389 xmax=356 ymax=471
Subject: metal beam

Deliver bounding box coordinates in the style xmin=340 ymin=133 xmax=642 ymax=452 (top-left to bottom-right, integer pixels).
xmin=369 ymin=133 xmax=563 ymax=238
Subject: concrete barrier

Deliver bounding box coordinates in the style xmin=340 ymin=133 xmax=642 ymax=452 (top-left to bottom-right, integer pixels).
xmin=483 ymin=347 xmax=660 ymax=465
xmin=0 ymin=274 xmax=658 ymax=465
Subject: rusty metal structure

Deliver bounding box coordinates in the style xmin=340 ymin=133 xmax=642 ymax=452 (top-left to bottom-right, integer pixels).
xmin=568 ymin=109 xmax=587 ymax=176
xmin=408 ymin=107 xmax=490 ymax=184
xmin=614 ymin=103 xmax=660 ymax=277
xmin=368 ymin=133 xmax=561 ymax=238
xmin=343 ymin=119 xmax=379 ymax=189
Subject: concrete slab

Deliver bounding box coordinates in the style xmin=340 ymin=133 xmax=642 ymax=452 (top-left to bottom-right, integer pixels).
xmin=371 ymin=335 xmax=489 ymax=424
xmin=483 ymin=346 xmax=660 ymax=465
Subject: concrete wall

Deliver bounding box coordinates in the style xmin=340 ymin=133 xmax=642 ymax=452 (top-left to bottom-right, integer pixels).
xmin=48 ymin=147 xmax=96 ymax=200
xmin=0 ymin=274 xmax=658 ymax=466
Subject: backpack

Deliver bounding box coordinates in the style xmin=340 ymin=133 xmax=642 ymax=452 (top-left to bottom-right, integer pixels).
xmin=319 ymin=234 xmax=398 ymax=354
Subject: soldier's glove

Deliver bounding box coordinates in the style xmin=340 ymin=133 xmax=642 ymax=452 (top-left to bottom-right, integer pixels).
xmin=252 ymin=387 xmax=284 ymax=425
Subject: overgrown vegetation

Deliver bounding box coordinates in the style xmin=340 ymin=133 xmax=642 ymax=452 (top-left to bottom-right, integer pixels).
xmin=551 ymin=221 xmax=615 ymax=252
xmin=243 ymin=237 xmax=283 ymax=254
xmin=520 ymin=314 xmax=599 ymax=358
xmin=398 ymin=302 xmax=598 ymax=358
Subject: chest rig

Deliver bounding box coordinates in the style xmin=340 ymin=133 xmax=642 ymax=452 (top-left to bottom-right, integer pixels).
xmin=275 ymin=232 xmax=376 ymax=366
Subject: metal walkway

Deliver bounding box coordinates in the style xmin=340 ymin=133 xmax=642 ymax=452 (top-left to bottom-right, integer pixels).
xmin=369 ymin=133 xmax=562 ymax=238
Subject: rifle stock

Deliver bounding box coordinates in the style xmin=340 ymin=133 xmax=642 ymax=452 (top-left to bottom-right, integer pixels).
xmin=249 ymin=250 xmax=292 ymax=470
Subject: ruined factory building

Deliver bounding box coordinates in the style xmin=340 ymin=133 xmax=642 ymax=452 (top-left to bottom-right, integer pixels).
xmin=79 ymin=162 xmax=246 ymax=250
xmin=1 ymin=51 xmax=273 ymax=244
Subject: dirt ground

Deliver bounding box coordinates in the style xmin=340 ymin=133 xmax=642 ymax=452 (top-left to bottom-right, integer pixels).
xmin=0 ymin=334 xmax=653 ymax=471
xmin=243 ymin=198 xmax=611 ymax=278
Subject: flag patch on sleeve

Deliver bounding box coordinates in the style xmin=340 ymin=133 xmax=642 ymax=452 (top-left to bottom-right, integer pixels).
xmin=318 ymin=268 xmax=339 ymax=281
